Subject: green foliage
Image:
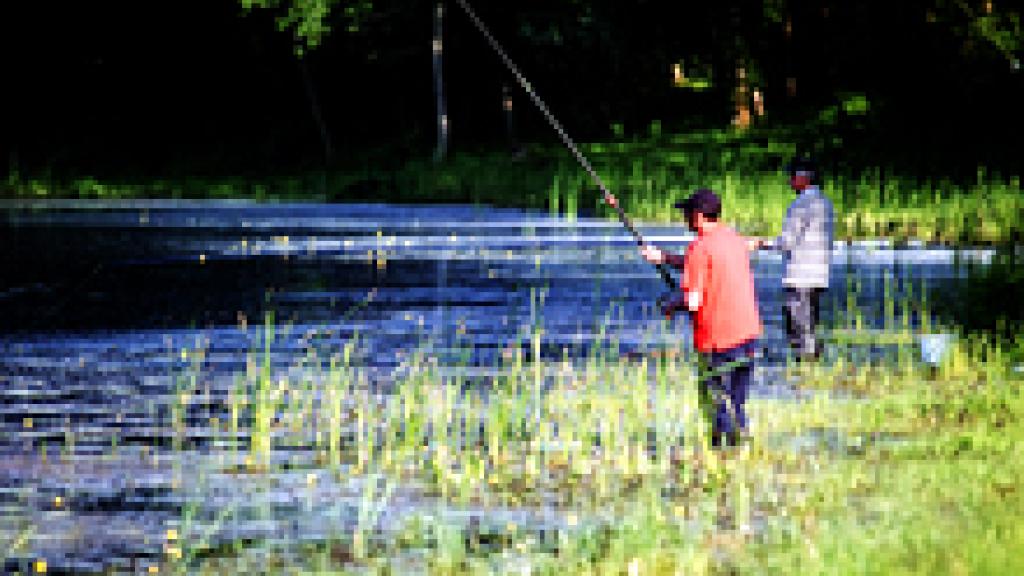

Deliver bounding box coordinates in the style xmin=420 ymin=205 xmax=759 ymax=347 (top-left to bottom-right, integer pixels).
xmin=972 ymin=11 xmax=1023 ymax=62
xmin=169 ymin=286 xmax=1024 ymax=575
xmin=648 ymin=120 xmax=662 ymax=139
xmin=9 ymin=125 xmax=1022 ymax=245
xmin=239 ymin=0 xmax=374 ymax=55
xmin=932 ymin=0 xmax=1023 ymax=65
xmin=672 ymin=59 xmax=714 ymax=91
xmin=762 ymin=0 xmax=788 ymax=25
xmin=841 ymin=92 xmax=871 ymax=116
xmin=818 ymin=106 xmax=840 ymax=126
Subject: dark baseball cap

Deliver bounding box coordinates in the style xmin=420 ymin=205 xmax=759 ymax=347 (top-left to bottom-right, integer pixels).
xmin=785 ymin=156 xmax=817 ymax=176
xmin=674 ymin=188 xmax=722 ymax=217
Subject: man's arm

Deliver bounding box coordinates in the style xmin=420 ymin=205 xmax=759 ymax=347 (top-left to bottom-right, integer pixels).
xmin=641 ymin=244 xmax=686 ymax=271
xmin=747 ymin=236 xmax=769 ymax=251
xmin=660 ymin=291 xmax=686 ymax=317
xmin=660 ymin=287 xmax=701 ymax=318
xmin=775 ymin=200 xmax=808 ymax=252
xmin=747 ymin=202 xmax=805 ymax=251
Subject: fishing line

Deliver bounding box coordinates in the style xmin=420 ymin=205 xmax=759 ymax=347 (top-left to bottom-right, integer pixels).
xmin=454 ymin=0 xmax=677 ymax=292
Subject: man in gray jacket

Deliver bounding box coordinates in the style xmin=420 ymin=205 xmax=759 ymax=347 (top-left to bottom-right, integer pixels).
xmin=752 ymin=157 xmax=834 ymax=361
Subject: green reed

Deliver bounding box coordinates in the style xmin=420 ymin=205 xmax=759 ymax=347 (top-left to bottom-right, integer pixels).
xmin=161 ymin=279 xmax=1024 ymax=574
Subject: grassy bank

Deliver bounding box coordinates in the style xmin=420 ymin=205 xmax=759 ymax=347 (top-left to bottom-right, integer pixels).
xmin=140 ymin=308 xmax=1024 ymax=575
xmin=5 ymin=128 xmax=1022 ymax=244
xmin=5 ymin=280 xmax=1021 ymax=574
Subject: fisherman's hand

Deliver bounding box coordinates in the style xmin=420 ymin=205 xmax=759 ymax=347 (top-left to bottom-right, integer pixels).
xmin=641 ymin=244 xmax=664 ymax=265
xmin=659 ymin=295 xmax=679 ymax=319
xmin=605 ymin=193 xmax=618 ymax=208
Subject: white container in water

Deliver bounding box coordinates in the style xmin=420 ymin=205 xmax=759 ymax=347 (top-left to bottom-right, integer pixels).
xmin=919 ymin=333 xmax=954 ymax=366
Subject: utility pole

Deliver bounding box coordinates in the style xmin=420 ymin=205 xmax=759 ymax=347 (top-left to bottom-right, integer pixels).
xmin=433 ymin=1 xmax=449 ymax=162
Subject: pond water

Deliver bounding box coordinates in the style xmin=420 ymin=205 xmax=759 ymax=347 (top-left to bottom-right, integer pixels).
xmin=0 ymin=200 xmax=993 ymax=573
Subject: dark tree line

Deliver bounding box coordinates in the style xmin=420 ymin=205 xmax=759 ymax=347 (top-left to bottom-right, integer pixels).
xmin=3 ymin=0 xmax=1020 ymax=180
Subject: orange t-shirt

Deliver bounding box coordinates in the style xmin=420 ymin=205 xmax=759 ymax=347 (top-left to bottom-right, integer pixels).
xmin=681 ymin=225 xmax=762 ymax=353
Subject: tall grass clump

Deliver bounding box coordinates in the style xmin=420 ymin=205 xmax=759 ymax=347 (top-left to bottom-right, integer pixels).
xmin=166 ymin=271 xmax=1022 ymax=574
xmin=11 ymin=126 xmax=1020 ymax=244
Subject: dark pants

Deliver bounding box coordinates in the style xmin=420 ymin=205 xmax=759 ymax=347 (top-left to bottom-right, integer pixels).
xmin=698 ymin=339 xmax=757 ymax=447
xmin=785 ymin=287 xmax=824 ymax=360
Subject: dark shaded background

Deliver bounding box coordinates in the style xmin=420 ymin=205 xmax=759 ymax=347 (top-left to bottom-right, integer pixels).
xmin=2 ymin=1 xmax=1021 ymax=181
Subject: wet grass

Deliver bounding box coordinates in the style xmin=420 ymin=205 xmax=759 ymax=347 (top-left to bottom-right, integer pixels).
xmin=6 ymin=289 xmax=1022 ymax=573
xmin=745 ymin=334 xmax=1024 ymax=575
xmin=135 ymin=297 xmax=1024 ymax=574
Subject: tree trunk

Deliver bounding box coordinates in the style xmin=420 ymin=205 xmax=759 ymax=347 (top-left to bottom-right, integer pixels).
xmin=7 ymin=149 xmax=18 ymax=187
xmin=503 ymin=83 xmax=523 ymax=157
xmin=433 ymin=1 xmax=448 ymax=162
xmin=734 ymin=64 xmax=752 ymax=129
xmin=785 ymin=14 xmax=797 ymax=99
xmin=299 ymin=56 xmax=333 ymax=164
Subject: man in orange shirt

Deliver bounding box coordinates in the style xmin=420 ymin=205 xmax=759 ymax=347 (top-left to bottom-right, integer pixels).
xmin=641 ymin=189 xmax=762 ymax=447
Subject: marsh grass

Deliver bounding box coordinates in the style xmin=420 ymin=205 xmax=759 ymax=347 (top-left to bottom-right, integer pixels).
xmin=746 ymin=330 xmax=1024 ymax=575
xmin=159 ymin=312 xmax=723 ymax=574
xmin=9 ymin=129 xmax=1021 ymax=244
xmin=146 ymin=280 xmax=1024 ymax=575
xmin=6 ymin=253 xmax=1020 ymax=574
xmin=541 ymin=142 xmax=1022 ymax=244
xmin=58 ymin=249 xmax=1010 ymax=575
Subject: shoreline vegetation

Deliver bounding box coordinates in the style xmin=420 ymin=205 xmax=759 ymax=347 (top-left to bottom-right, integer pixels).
xmin=116 ymin=300 xmax=1024 ymax=573
xmin=5 ymin=129 xmax=1021 ymax=245
xmin=3 ymin=153 xmax=1023 ymax=572
xmin=5 ymin=284 xmax=1021 ymax=574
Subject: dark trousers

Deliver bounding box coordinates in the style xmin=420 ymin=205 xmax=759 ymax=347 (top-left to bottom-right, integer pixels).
xmin=698 ymin=339 xmax=757 ymax=447
xmin=785 ymin=287 xmax=824 ymax=360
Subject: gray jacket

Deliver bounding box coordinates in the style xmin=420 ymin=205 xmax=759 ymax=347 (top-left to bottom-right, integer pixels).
xmin=775 ymin=187 xmax=834 ymax=288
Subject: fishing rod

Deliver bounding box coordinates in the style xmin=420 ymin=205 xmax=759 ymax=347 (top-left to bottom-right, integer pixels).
xmin=454 ymin=0 xmax=677 ymax=293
